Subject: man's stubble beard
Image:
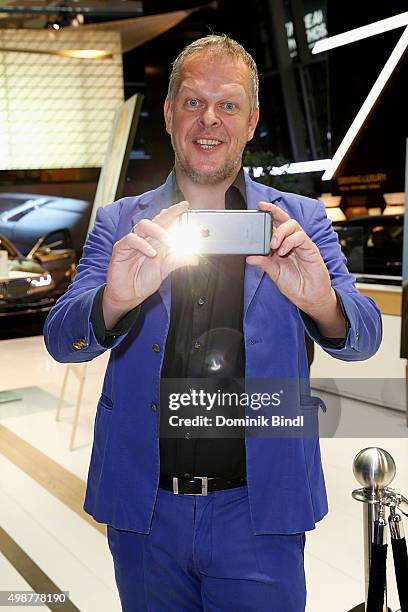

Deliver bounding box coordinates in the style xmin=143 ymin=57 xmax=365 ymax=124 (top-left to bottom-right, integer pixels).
xmin=170 ymin=133 xmax=246 ymax=185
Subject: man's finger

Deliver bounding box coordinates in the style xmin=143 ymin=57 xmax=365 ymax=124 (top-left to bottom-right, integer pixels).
xmin=153 ymin=200 xmax=190 ymax=229
xmin=270 ymin=219 xmax=301 ymax=250
xmin=117 ymin=232 xmax=157 ymax=257
xmin=133 ymin=218 xmax=169 ymax=244
xmin=277 ymin=231 xmax=316 ymax=257
xmin=246 ymin=255 xmax=268 ymax=268
xmin=258 ymin=201 xmax=291 ymax=224
xmin=246 ymin=255 xmax=279 ymax=282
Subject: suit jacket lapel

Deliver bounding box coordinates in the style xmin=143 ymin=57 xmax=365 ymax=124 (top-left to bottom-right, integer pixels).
xmin=130 ymin=173 xmax=173 ymax=318
xmin=243 ymin=174 xmax=266 ymax=319
xmin=130 ymin=172 xmax=173 ymax=229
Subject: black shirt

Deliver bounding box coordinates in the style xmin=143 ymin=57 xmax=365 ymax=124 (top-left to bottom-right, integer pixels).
xmin=159 ymin=172 xmax=247 ymax=478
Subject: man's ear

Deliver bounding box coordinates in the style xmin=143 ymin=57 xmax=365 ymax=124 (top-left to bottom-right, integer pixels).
xmin=164 ymin=98 xmax=172 ymax=135
xmin=247 ymin=106 xmax=260 ymax=142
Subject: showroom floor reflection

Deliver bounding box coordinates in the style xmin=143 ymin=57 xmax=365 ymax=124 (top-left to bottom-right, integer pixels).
xmin=0 ymin=335 xmax=407 ymax=612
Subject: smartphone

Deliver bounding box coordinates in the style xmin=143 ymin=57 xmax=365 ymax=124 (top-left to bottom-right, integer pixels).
xmin=178 ymin=210 xmax=272 ymax=255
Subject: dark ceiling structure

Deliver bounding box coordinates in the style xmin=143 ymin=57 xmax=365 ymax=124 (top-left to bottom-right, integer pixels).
xmin=1 ymin=0 xmax=407 ymax=200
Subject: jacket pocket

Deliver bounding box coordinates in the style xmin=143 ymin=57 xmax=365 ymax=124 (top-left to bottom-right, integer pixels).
xmin=299 ymin=395 xmax=322 ymax=461
xmin=300 ymin=395 xmax=326 ymax=412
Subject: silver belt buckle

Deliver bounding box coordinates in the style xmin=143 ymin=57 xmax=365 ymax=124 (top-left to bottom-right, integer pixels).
xmin=172 ymin=476 xmax=208 ymax=496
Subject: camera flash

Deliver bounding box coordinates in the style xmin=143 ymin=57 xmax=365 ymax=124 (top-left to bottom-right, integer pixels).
xmin=167 ymin=222 xmax=203 ymax=256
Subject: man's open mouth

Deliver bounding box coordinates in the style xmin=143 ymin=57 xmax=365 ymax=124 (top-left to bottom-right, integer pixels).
xmin=194 ymin=138 xmax=223 ymax=150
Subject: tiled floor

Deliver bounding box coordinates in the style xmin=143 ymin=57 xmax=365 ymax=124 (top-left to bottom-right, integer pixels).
xmin=0 ymin=552 xmax=34 ymax=612
xmin=0 ymin=335 xmax=407 ymax=611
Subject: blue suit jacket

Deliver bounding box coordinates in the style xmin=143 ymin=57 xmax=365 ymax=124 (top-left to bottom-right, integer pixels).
xmin=44 ymin=172 xmax=382 ymax=534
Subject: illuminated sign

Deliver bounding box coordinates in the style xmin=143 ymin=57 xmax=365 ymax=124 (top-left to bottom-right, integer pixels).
xmin=285 ymin=9 xmax=327 ymax=58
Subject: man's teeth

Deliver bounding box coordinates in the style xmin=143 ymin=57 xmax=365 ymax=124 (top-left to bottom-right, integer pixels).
xmin=195 ymin=139 xmax=222 ymax=149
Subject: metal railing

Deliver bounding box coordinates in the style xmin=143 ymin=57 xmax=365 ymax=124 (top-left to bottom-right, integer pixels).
xmin=349 ymin=447 xmax=408 ymax=612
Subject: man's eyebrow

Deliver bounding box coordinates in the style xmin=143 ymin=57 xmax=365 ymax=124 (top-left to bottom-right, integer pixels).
xmin=178 ymin=84 xmax=245 ymax=98
xmin=178 ymin=85 xmax=201 ymax=96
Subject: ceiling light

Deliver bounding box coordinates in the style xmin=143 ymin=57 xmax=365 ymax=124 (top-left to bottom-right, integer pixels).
xmin=326 ymin=208 xmax=346 ymax=222
xmin=269 ymin=159 xmax=331 ymax=175
xmin=319 ymin=193 xmax=342 ymax=208
xmin=0 ymin=47 xmax=113 ymax=60
xmin=383 ymin=192 xmax=405 ymax=206
xmin=59 ymin=49 xmax=113 ymax=59
xmin=383 ymin=205 xmax=405 ymax=215
xmin=321 ymin=26 xmax=408 ymax=180
xmin=312 ymin=11 xmax=408 ymax=54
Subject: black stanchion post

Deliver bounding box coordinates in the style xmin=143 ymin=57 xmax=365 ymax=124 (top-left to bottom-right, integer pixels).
xmin=367 ymin=504 xmax=388 ymax=612
xmin=349 ymin=448 xmax=408 ymax=611
xmin=389 ymin=507 xmax=408 ymax=612
xmin=366 ymin=540 xmax=388 ymax=611
xmin=350 ymin=448 xmax=396 ymax=612
xmin=366 ymin=542 xmax=388 ymax=612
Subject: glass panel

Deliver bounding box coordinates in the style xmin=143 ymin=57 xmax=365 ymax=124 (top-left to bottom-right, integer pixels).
xmin=334 ymin=226 xmax=364 ymax=273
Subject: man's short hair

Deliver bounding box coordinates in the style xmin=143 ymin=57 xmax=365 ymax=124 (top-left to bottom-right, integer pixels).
xmin=167 ymin=34 xmax=259 ymax=111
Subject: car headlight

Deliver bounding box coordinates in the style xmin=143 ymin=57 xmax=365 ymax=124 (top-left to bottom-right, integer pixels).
xmin=30 ymin=274 xmax=52 ymax=288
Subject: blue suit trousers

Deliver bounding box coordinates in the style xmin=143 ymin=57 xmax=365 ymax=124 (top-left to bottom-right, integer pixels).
xmin=107 ymin=485 xmax=306 ymax=611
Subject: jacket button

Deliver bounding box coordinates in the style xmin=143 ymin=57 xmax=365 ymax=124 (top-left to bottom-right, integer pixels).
xmin=73 ymin=338 xmax=88 ymax=350
xmin=150 ymin=403 xmax=158 ymax=412
xmin=152 ymin=343 xmax=161 ymax=353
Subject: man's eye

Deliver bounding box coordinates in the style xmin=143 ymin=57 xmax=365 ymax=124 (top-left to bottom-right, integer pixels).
xmin=223 ymin=102 xmax=236 ymax=111
xmin=187 ymin=99 xmax=200 ymax=108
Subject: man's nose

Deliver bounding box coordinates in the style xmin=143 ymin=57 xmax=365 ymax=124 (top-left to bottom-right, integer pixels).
xmin=198 ymin=106 xmax=221 ymax=128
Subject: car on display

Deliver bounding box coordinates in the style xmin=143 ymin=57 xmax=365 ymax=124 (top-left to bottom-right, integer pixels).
xmin=0 ymin=229 xmax=76 ymax=317
xmin=333 ymin=213 xmax=403 ymax=283
xmin=0 ymin=193 xmax=92 ymax=258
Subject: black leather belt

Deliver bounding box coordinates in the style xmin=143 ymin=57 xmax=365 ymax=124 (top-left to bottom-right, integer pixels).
xmin=159 ymin=475 xmax=247 ymax=496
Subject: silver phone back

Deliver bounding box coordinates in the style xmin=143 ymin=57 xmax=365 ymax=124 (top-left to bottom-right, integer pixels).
xmin=179 ymin=210 xmax=272 ymax=255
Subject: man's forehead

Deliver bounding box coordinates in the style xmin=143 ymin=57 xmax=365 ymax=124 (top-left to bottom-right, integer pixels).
xmin=177 ymin=54 xmax=250 ymax=96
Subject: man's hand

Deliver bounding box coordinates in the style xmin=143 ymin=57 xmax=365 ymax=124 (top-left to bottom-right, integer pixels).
xmin=246 ymin=201 xmax=346 ymax=339
xmin=103 ymin=201 xmax=197 ymax=329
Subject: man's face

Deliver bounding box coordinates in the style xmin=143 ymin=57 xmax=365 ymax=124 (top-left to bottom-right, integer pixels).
xmin=164 ymin=53 xmax=259 ymax=185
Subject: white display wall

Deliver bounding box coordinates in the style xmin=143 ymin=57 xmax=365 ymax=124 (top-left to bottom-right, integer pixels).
xmin=0 ymin=29 xmax=124 ymax=170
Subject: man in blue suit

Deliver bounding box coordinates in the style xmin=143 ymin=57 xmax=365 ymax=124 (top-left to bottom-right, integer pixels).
xmin=44 ymin=34 xmax=382 ymax=611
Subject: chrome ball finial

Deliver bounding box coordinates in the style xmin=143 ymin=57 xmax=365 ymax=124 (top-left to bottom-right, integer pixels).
xmin=353 ymin=447 xmax=396 ymax=490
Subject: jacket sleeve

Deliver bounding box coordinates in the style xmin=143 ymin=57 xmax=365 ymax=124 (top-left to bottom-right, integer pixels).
xmin=43 ymin=201 xmax=136 ymax=363
xmin=299 ymin=197 xmax=382 ymax=361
